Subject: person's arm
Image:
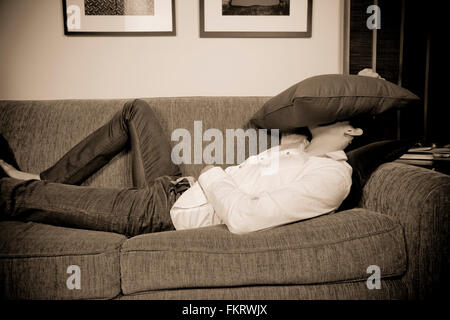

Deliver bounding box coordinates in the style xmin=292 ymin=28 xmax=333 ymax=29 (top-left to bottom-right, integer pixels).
xmin=198 ymin=165 xmax=351 ymax=234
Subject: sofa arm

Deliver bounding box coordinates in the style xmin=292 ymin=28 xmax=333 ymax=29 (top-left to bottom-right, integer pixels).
xmin=361 ymin=162 xmax=450 ymax=299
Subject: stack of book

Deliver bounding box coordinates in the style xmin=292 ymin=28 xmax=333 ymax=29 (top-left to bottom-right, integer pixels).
xmin=397 ymin=146 xmax=450 ymax=167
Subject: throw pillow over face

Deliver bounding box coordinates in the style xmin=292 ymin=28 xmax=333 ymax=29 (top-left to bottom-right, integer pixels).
xmin=251 ymin=74 xmax=420 ymax=130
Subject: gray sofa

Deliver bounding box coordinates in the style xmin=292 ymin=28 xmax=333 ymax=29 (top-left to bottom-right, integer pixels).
xmin=0 ymin=97 xmax=448 ymax=300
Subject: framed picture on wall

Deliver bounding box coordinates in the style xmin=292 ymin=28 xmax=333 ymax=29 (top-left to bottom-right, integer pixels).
xmin=200 ymin=0 xmax=312 ymax=38
xmin=63 ymin=0 xmax=176 ymax=36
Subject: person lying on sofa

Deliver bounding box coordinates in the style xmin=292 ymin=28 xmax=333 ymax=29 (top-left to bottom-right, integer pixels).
xmin=0 ymin=99 xmax=363 ymax=236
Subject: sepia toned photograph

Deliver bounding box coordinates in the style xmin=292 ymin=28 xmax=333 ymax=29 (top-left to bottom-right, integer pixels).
xmin=222 ymin=0 xmax=290 ymax=16
xmin=84 ymin=0 xmax=155 ymax=16
xmin=0 ymin=0 xmax=448 ymax=312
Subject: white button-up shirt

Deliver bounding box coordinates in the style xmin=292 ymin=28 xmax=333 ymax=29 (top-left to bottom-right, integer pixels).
xmin=170 ymin=135 xmax=353 ymax=234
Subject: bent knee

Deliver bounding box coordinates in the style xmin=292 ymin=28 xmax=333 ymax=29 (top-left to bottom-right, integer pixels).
xmin=122 ymin=99 xmax=157 ymax=122
xmin=124 ymin=99 xmax=151 ymax=115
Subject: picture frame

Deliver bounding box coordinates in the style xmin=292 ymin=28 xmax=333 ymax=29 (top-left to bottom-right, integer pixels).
xmin=62 ymin=0 xmax=176 ymax=36
xmin=200 ymin=0 xmax=312 ymax=38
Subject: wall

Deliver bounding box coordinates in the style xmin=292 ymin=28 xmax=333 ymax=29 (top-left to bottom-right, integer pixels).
xmin=0 ymin=0 xmax=344 ymax=100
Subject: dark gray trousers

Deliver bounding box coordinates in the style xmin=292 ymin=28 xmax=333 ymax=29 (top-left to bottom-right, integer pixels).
xmin=0 ymin=99 xmax=183 ymax=237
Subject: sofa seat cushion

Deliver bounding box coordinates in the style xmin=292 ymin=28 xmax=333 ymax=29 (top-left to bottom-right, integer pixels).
xmin=119 ymin=280 xmax=407 ymax=300
xmin=120 ymin=209 xmax=407 ymax=295
xmin=0 ymin=221 xmax=126 ymax=300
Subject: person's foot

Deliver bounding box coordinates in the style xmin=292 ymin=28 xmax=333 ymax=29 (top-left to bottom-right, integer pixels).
xmin=0 ymin=159 xmax=41 ymax=181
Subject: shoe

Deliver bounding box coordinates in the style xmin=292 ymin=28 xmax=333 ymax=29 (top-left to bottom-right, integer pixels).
xmin=0 ymin=134 xmax=20 ymax=172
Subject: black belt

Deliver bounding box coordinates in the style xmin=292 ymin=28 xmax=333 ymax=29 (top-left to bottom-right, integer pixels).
xmin=170 ymin=177 xmax=191 ymax=200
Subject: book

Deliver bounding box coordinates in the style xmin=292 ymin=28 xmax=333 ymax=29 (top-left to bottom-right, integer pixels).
xmin=432 ymin=148 xmax=450 ymax=159
xmin=400 ymin=153 xmax=434 ymax=160
xmin=407 ymin=147 xmax=450 ymax=154
xmin=408 ymin=147 xmax=434 ymax=153
xmin=396 ymin=159 xmax=434 ymax=166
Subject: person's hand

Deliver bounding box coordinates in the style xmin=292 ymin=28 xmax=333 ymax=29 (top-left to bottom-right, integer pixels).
xmin=200 ymin=165 xmax=215 ymax=176
xmin=358 ymin=68 xmax=385 ymax=80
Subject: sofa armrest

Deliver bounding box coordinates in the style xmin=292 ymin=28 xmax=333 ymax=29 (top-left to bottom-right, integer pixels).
xmin=361 ymin=162 xmax=450 ymax=299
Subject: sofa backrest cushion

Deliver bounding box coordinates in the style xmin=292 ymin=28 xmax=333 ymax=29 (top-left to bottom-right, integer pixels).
xmin=0 ymin=97 xmax=271 ymax=188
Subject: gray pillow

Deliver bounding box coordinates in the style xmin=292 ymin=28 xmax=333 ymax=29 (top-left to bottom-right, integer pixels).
xmin=251 ymin=74 xmax=420 ymax=129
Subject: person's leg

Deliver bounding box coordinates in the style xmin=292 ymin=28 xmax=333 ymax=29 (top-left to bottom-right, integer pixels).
xmin=0 ymin=175 xmax=178 ymax=237
xmin=40 ymin=99 xmax=181 ymax=187
xmin=0 ymin=99 xmax=182 ymax=235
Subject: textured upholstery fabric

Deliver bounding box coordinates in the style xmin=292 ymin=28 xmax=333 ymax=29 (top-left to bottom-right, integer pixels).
xmin=0 ymin=99 xmax=131 ymax=188
xmin=1 ymin=98 xmax=447 ymax=300
xmin=142 ymin=97 xmax=272 ymax=178
xmin=0 ymin=221 xmax=126 ymax=300
xmin=0 ymin=97 xmax=269 ymax=186
xmin=120 ymin=209 xmax=406 ymax=294
xmin=119 ymin=280 xmax=407 ymax=300
xmin=362 ymin=162 xmax=450 ymax=299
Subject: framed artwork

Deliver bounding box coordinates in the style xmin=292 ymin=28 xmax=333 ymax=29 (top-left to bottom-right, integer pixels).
xmin=63 ymin=0 xmax=176 ymax=36
xmin=200 ymin=0 xmax=313 ymax=38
